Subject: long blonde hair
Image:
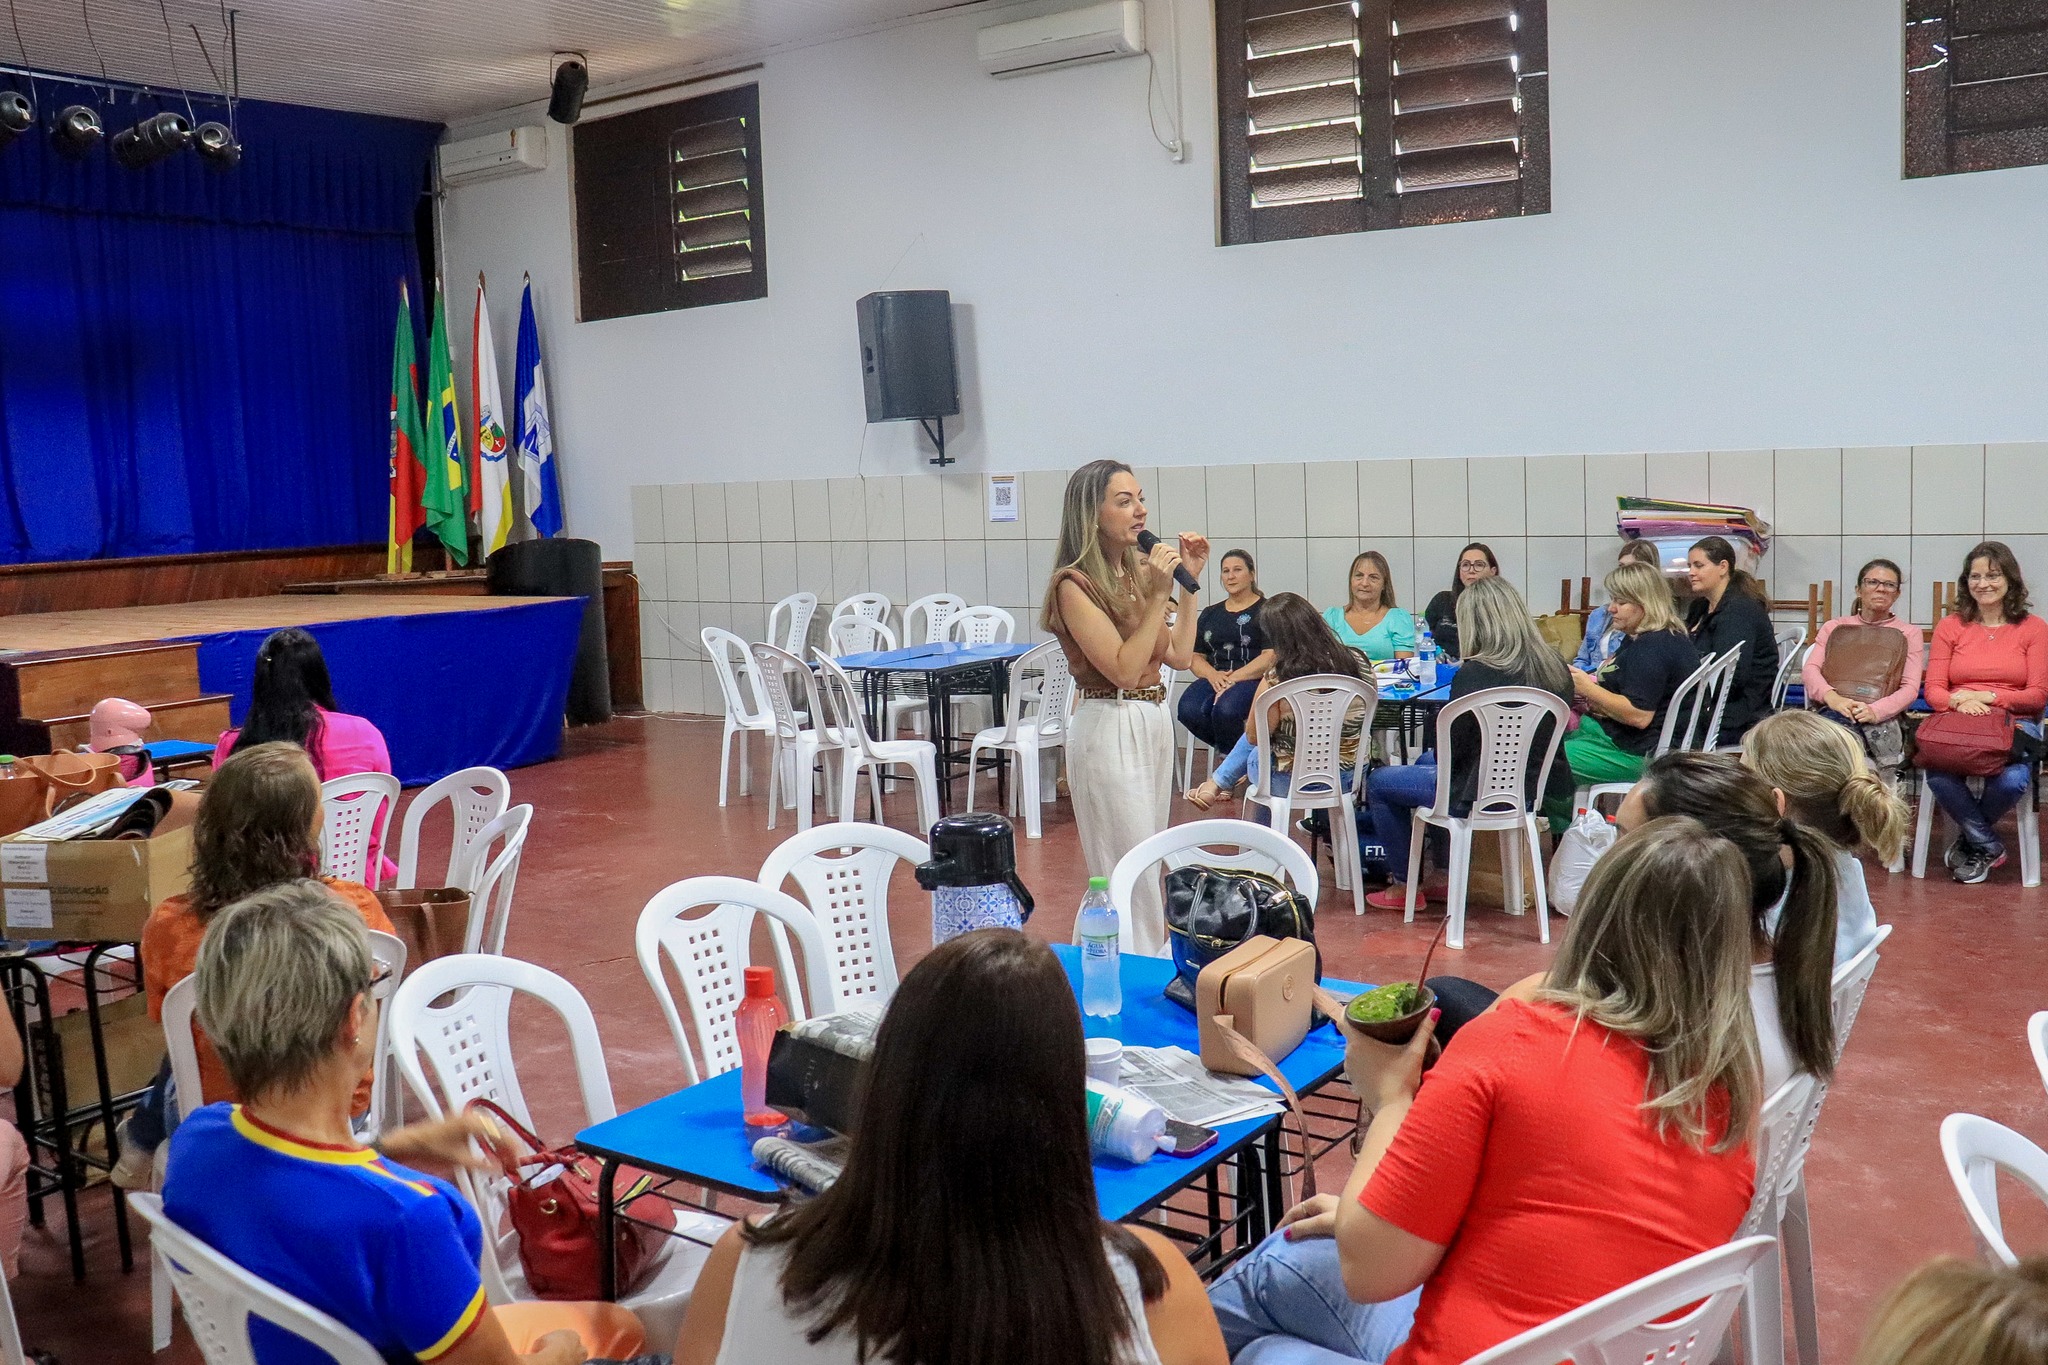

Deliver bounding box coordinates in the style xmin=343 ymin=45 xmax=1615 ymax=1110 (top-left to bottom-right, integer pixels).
xmin=1856 ymin=1257 xmax=2048 ymax=1365
xmin=1457 ymin=576 xmax=1568 ymax=695
xmin=1040 ymin=460 xmax=1145 ymax=632
xmin=1744 ymin=710 xmax=1909 ymax=864
xmin=1604 ymin=560 xmax=1685 ymax=635
xmin=1538 ymin=816 xmax=1760 ymax=1152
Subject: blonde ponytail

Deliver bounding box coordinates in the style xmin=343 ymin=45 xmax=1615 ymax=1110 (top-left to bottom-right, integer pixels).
xmin=1840 ymin=771 xmax=1909 ymax=866
xmin=1744 ymin=711 xmax=1909 ymax=863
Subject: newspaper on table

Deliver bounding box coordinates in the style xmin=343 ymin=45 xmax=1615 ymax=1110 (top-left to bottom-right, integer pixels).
xmin=1117 ymin=1045 xmax=1285 ymax=1128
xmin=783 ymin=1003 xmax=886 ymax=1063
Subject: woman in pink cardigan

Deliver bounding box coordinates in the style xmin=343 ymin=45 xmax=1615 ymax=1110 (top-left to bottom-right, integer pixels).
xmin=1801 ymin=557 xmax=1923 ymax=786
xmin=212 ymin=628 xmax=397 ymax=886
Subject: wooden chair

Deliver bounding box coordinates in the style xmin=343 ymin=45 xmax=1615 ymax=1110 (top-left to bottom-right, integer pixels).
xmin=1761 ymin=580 xmax=1833 ymax=643
xmin=1555 ymin=576 xmax=1593 ymax=618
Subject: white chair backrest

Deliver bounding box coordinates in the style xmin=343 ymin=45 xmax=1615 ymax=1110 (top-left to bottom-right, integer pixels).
xmin=1417 ymin=686 xmax=1571 ymax=821
xmin=319 ymin=772 xmax=400 ymax=886
xmin=1247 ymin=673 xmax=1377 ymax=807
xmin=0 ymin=1259 xmax=21 ymax=1365
xmin=394 ymin=765 xmax=509 ymax=892
xmin=361 ymin=930 xmax=407 ymax=1136
xmin=1739 ymin=1072 xmax=1822 ymax=1238
xmin=768 ymin=592 xmax=820 ymax=655
xmin=828 ymin=614 xmax=897 ymax=657
xmin=1109 ymin=819 xmax=1321 ymax=940
xmin=636 ymin=876 xmax=841 ymax=1086
xmin=758 ymin=823 xmax=927 ymax=1007
xmin=131 ymin=1192 xmax=383 ymax=1365
xmin=987 ymin=641 xmax=1075 ymax=745
xmin=457 ymin=804 xmax=533 ymax=955
xmin=1941 ymin=1112 xmax=2048 ymax=1267
xmin=704 ymin=626 xmax=771 ymax=727
xmin=750 ymin=642 xmax=822 ymax=744
xmin=948 ymin=605 xmax=1016 ymax=645
xmin=2031 ymin=1010 xmax=2048 ymax=1099
xmin=1659 ymin=644 xmax=1742 ymax=756
xmin=811 ymin=651 xmax=889 ymax=762
xmin=831 ymin=592 xmax=893 ymax=638
xmin=1830 ymin=922 xmax=1891 ymax=1062
xmin=1462 ymin=1236 xmax=1778 ymax=1365
xmin=1769 ymin=633 xmax=1808 ymax=710
xmin=904 ymin=593 xmax=966 ymax=645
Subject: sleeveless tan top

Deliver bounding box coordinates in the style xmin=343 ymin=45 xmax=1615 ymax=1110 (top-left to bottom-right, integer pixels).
xmin=1046 ymin=566 xmax=1168 ymax=691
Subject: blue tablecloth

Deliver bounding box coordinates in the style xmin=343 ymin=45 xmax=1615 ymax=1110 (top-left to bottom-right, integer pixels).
xmin=180 ymin=597 xmax=584 ymax=786
xmin=834 ymin=641 xmax=1037 ymax=671
xmin=575 ymin=946 xmax=1367 ymax=1223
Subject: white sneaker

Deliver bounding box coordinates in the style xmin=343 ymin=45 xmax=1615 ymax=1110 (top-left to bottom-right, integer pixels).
xmin=109 ymin=1117 xmax=155 ymax=1191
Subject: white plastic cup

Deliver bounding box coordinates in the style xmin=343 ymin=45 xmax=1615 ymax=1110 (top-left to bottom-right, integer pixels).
xmin=1085 ymin=1036 xmax=1123 ymax=1085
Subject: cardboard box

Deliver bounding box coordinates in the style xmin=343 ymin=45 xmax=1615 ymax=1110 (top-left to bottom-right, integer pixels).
xmin=52 ymin=992 xmax=162 ymax=1110
xmin=0 ymin=800 xmax=196 ymax=942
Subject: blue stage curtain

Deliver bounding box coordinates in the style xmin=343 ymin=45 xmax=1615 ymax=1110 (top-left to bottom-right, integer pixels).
xmin=0 ymin=82 xmax=440 ymax=563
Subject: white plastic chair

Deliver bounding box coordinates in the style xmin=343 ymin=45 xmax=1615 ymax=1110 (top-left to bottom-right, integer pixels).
xmin=456 ymin=804 xmax=532 ymax=955
xmin=1769 ymin=632 xmax=1807 ymax=711
xmin=965 ymin=641 xmax=1074 ymax=839
xmin=1109 ymin=819 xmax=1320 ymax=957
xmin=1733 ymin=1072 xmax=1823 ymax=1365
xmin=636 ymin=876 xmax=841 ymax=1086
xmin=1244 ymin=674 xmax=1376 ymax=917
xmin=1830 ymin=923 xmax=1890 ymax=1063
xmin=829 ymin=593 xmax=894 ymax=652
xmin=768 ymin=591 xmax=819 ymax=656
xmin=1463 ymin=1236 xmax=1783 ymax=1365
xmin=702 ymin=626 xmax=780 ymax=807
xmin=812 ymin=651 xmax=940 ymax=835
xmin=904 ymin=593 xmax=966 ymax=645
xmin=949 ymin=605 xmax=1016 ymax=644
xmin=1402 ymin=686 xmax=1570 ymax=949
xmin=388 ymin=955 xmax=723 ymax=1345
xmin=0 ymin=1263 xmax=23 ymax=1365
xmin=2030 ymin=1009 xmax=2048 ymax=1098
xmin=1941 ymin=1112 xmax=2048 ymax=1268
xmin=757 ymin=824 xmax=926 ymax=1008
xmin=751 ymin=643 xmax=850 ymax=832
xmin=132 ymin=1192 xmax=382 ymax=1365
xmin=319 ymin=772 xmax=400 ymax=887
xmin=1172 ymin=671 xmax=1219 ymax=793
xmin=1908 ymin=765 xmax=2041 ymax=887
xmin=393 ymin=766 xmax=509 ymax=892
xmin=1578 ymin=643 xmax=1742 ymax=811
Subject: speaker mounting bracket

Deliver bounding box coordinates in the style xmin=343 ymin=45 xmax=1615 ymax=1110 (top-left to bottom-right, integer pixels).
xmin=917 ymin=416 xmax=953 ymax=467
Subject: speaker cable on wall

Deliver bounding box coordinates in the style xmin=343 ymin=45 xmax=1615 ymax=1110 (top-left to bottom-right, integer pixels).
xmin=1145 ymin=0 xmax=1185 ymax=161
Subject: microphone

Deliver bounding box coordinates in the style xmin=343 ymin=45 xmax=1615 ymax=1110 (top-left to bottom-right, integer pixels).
xmin=1136 ymin=529 xmax=1201 ymax=595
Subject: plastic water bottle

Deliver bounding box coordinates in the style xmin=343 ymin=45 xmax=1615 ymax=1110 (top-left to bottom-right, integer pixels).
xmin=735 ymin=965 xmax=789 ymax=1127
xmin=1085 ymin=1079 xmax=1169 ymax=1163
xmin=1078 ymin=877 xmax=1121 ymax=1017
xmin=1416 ymin=626 xmax=1439 ymax=688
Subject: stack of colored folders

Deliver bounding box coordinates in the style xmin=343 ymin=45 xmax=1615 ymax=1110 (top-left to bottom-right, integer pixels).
xmin=1615 ymin=497 xmax=1770 ymax=566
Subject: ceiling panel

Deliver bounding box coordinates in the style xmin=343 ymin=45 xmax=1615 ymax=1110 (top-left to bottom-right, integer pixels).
xmin=0 ymin=0 xmax=971 ymax=123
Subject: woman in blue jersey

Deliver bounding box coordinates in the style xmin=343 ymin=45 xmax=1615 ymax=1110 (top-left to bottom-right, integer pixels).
xmin=163 ymin=881 xmax=648 ymax=1365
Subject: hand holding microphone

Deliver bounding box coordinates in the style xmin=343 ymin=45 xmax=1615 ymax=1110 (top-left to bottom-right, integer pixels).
xmin=1137 ymin=529 xmax=1208 ymax=596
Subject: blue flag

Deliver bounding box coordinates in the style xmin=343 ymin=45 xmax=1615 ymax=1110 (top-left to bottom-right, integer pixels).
xmin=513 ymin=277 xmax=563 ymax=538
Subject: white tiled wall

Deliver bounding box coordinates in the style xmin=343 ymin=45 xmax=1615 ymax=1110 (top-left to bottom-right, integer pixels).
xmin=632 ymin=446 xmax=2048 ymax=715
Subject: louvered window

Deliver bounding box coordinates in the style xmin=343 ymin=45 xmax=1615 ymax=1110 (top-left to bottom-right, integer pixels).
xmin=573 ymin=83 xmax=767 ymax=321
xmin=1906 ymin=0 xmax=2048 ymax=177
xmin=1218 ymin=0 xmax=1549 ymax=245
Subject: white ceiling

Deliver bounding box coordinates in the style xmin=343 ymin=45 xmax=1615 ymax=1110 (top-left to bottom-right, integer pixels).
xmin=2 ymin=0 xmax=975 ymax=124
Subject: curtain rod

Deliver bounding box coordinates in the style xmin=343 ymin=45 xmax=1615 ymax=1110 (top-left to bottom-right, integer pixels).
xmin=0 ymin=61 xmax=232 ymax=106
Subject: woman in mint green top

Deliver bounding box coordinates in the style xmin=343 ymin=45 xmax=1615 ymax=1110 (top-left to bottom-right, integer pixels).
xmin=1322 ymin=550 xmax=1417 ymax=662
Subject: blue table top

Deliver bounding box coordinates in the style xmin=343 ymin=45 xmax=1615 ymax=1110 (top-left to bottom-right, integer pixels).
xmin=142 ymin=739 xmax=215 ymax=761
xmin=575 ymin=946 xmax=1366 ymax=1223
xmin=834 ymin=642 xmax=1037 ymax=670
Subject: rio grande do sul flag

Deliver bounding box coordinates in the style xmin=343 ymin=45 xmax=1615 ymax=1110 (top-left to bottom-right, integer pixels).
xmin=423 ymin=284 xmax=469 ymax=565
xmin=386 ymin=280 xmax=427 ymax=574
xmin=513 ymin=276 xmax=563 ymax=538
xmin=470 ymin=276 xmax=515 ymax=555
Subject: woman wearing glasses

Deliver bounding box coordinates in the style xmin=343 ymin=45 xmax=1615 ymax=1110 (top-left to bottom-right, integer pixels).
xmin=1924 ymin=542 xmax=2048 ymax=885
xmin=1800 ymin=558 xmax=1923 ymax=787
xmin=1421 ymin=543 xmax=1497 ymax=659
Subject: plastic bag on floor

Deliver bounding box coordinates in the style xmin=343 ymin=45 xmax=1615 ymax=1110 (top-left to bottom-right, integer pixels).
xmin=1548 ymin=808 xmax=1616 ymax=916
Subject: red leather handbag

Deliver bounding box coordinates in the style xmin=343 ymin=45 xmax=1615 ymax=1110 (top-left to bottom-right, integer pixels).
xmin=468 ymin=1099 xmax=669 ymax=1301
xmin=1913 ymin=708 xmax=2015 ymax=777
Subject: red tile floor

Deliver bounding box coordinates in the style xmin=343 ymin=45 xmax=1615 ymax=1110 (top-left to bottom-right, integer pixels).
xmin=28 ymin=714 xmax=2048 ymax=1362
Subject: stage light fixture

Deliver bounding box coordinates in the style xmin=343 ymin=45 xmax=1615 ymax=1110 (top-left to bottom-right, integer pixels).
xmin=49 ymin=104 xmax=103 ymax=158
xmin=546 ymin=54 xmax=587 ymax=124
xmin=0 ymin=92 xmax=31 ymax=150
xmin=194 ymin=120 xmax=240 ymax=169
xmin=111 ymin=110 xmax=191 ymax=169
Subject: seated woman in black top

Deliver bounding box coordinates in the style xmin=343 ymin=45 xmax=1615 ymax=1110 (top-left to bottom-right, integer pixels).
xmin=1565 ymin=561 xmax=1702 ymax=786
xmin=1685 ymin=534 xmax=1779 ymax=740
xmin=1421 ymin=542 xmax=1497 ymax=659
xmin=1176 ymin=549 xmax=1274 ymax=753
xmin=1362 ymin=576 xmax=1574 ymax=911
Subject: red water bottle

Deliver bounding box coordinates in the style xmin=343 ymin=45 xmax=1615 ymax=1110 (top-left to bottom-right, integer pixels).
xmin=736 ymin=966 xmax=789 ymax=1127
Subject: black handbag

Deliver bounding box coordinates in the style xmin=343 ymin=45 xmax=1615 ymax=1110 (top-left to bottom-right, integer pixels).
xmin=1162 ymin=865 xmax=1319 ymax=1010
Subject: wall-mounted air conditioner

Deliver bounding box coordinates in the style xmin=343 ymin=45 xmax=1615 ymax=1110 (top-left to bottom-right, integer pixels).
xmin=977 ymin=0 xmax=1145 ymax=78
xmin=439 ymin=126 xmax=548 ymax=187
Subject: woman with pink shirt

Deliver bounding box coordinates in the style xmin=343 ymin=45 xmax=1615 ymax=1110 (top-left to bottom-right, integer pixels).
xmin=212 ymin=628 xmax=397 ymax=886
xmin=1802 ymin=557 xmax=1924 ymax=785
xmin=1923 ymin=542 xmax=2048 ymax=885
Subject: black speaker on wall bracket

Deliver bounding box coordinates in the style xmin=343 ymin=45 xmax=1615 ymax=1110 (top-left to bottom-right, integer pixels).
xmin=856 ymin=290 xmax=960 ymax=466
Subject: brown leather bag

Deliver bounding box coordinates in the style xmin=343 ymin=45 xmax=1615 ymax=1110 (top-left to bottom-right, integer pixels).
xmin=0 ymin=752 xmax=128 ymax=836
xmin=1196 ymin=936 xmax=1350 ymax=1200
xmin=1819 ymin=625 xmax=1908 ymax=704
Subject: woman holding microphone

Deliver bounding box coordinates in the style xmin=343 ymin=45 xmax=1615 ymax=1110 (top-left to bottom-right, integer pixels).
xmin=1042 ymin=460 xmax=1207 ymax=956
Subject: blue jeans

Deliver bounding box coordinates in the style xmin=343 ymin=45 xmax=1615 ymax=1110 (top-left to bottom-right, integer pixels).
xmin=1926 ymin=764 xmax=2032 ymax=855
xmin=1181 ymin=679 xmax=1262 ymax=753
xmin=1208 ymin=1230 xmax=1421 ymax=1363
xmin=1212 ymin=737 xmax=1348 ymax=816
xmin=1366 ymin=759 xmax=1441 ymax=885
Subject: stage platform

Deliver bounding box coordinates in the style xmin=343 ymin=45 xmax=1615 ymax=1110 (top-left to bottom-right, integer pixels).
xmin=0 ymin=595 xmax=585 ymax=786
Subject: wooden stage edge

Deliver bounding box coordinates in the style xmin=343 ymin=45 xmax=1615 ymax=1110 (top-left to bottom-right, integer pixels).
xmin=0 ymin=595 xmax=576 ymax=653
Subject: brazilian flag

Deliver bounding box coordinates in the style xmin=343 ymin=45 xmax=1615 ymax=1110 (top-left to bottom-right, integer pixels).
xmin=423 ymin=285 xmax=469 ymax=565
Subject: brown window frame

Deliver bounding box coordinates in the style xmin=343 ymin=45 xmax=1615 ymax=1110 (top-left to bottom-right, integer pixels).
xmin=1905 ymin=0 xmax=2048 ymax=179
xmin=1215 ymin=0 xmax=1550 ymax=246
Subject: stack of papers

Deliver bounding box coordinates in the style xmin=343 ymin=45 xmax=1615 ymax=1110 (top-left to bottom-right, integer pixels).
xmin=1117 ymin=1045 xmax=1285 ymax=1127
xmin=14 ymin=788 xmax=155 ymax=842
xmin=1615 ymin=496 xmax=1771 ymax=562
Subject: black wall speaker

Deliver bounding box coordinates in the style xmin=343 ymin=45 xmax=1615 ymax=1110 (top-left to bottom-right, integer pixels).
xmin=856 ymin=290 xmax=959 ymax=422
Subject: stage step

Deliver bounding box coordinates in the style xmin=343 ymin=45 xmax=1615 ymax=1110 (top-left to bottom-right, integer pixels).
xmin=40 ymin=694 xmax=232 ymax=755
xmin=0 ymin=642 xmax=202 ymax=723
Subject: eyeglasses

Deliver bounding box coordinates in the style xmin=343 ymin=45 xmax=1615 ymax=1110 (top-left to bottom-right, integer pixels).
xmin=1968 ymin=573 xmax=2007 ymax=585
xmin=1858 ymin=577 xmax=1900 ymax=591
xmin=1458 ymin=561 xmax=1491 ymax=571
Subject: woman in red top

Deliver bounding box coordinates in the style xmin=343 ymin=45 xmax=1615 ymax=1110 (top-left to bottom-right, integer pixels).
xmin=1206 ymin=818 xmax=1760 ymax=1365
xmin=1924 ymin=541 xmax=2048 ymax=885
